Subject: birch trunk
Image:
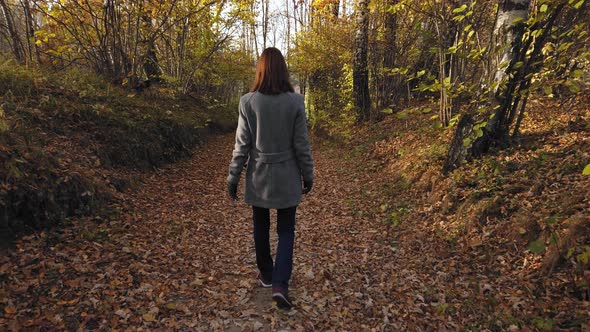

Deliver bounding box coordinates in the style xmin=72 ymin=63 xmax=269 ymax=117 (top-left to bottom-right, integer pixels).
xmin=492 ymin=0 xmax=530 ymax=91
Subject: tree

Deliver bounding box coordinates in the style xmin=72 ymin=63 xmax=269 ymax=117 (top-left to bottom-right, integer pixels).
xmin=443 ymin=0 xmax=569 ymax=173
xmin=381 ymin=0 xmax=398 ymax=109
xmin=262 ymin=0 xmax=269 ymax=49
xmin=20 ymin=0 xmax=41 ymax=64
xmin=328 ymin=0 xmax=340 ymax=17
xmin=0 ymin=0 xmax=25 ymax=63
xmin=353 ymin=0 xmax=370 ymax=122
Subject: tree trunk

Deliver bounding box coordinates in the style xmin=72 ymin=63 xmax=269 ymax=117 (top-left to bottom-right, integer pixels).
xmin=353 ymin=0 xmax=370 ymax=122
xmin=102 ymin=0 xmax=131 ymax=82
xmin=491 ymin=0 xmax=530 ymax=93
xmin=262 ymin=0 xmax=269 ymax=49
xmin=251 ymin=0 xmax=259 ymax=57
xmin=381 ymin=0 xmax=397 ymax=108
xmin=285 ymin=0 xmax=290 ymax=60
xmin=329 ymin=0 xmax=339 ymax=17
xmin=0 ymin=0 xmax=25 ymax=63
xmin=20 ymin=0 xmax=40 ymax=64
xmin=144 ymin=37 xmax=162 ymax=83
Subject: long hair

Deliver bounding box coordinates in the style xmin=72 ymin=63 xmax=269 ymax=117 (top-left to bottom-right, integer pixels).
xmin=251 ymin=47 xmax=294 ymax=95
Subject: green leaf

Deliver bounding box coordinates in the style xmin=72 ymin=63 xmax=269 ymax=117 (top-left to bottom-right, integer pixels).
xmin=583 ymin=164 xmax=590 ymax=175
xmin=463 ymin=137 xmax=472 ymax=147
xmin=395 ymin=111 xmax=409 ymax=119
xmin=453 ymin=4 xmax=467 ymax=13
xmin=443 ymin=76 xmax=451 ymax=86
xmin=566 ymin=247 xmax=575 ymax=259
xmin=543 ymin=85 xmax=552 ymax=96
xmin=577 ymin=247 xmax=590 ymax=265
xmin=550 ymin=232 xmax=559 ymax=245
xmin=512 ymin=17 xmax=524 ymax=24
xmin=388 ymin=2 xmax=405 ymax=13
xmin=573 ymin=0 xmax=585 ymax=9
xmin=546 ymin=215 xmax=558 ymax=225
xmin=540 ymin=4 xmax=548 ymax=12
xmin=533 ymin=318 xmax=554 ymax=330
xmin=568 ymin=81 xmax=581 ymax=93
xmin=475 ymin=128 xmax=483 ymax=138
xmin=381 ymin=108 xmax=393 ymax=114
xmin=528 ymin=240 xmax=546 ymax=254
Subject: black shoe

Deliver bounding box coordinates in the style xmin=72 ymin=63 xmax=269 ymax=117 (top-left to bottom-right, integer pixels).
xmin=257 ymin=273 xmax=272 ymax=288
xmin=272 ymin=287 xmax=293 ymax=310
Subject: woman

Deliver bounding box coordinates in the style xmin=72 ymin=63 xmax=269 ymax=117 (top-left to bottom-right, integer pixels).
xmin=227 ymin=47 xmax=314 ymax=310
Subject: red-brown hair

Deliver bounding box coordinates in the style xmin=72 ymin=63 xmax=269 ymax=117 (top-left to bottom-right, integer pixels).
xmin=251 ymin=47 xmax=294 ymax=95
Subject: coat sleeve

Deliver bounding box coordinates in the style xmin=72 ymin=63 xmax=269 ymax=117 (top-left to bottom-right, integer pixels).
xmin=227 ymin=99 xmax=252 ymax=185
xmin=293 ymin=101 xmax=314 ymax=183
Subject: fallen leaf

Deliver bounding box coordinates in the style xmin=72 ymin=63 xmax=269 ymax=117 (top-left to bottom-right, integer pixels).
xmin=142 ymin=312 xmax=156 ymax=322
xmin=57 ymin=298 xmax=79 ymax=306
xmin=253 ymin=321 xmax=264 ymax=331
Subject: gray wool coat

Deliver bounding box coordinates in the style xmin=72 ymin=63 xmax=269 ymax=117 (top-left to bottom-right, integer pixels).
xmin=227 ymin=91 xmax=314 ymax=209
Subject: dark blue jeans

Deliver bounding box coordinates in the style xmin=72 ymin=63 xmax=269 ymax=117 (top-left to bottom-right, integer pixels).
xmin=253 ymin=205 xmax=297 ymax=289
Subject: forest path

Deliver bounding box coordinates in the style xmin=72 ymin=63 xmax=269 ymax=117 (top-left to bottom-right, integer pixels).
xmin=1 ymin=134 xmax=450 ymax=331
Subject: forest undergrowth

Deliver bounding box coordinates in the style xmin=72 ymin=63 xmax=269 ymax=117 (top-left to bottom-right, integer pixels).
xmin=0 ymin=62 xmax=235 ymax=241
xmin=339 ymin=96 xmax=590 ymax=330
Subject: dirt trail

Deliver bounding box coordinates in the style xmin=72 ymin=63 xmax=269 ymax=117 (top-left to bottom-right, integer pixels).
xmin=1 ymin=134 xmax=460 ymax=331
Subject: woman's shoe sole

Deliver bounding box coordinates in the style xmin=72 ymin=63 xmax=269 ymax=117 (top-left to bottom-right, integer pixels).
xmin=272 ymin=292 xmax=293 ymax=310
xmin=259 ymin=279 xmax=272 ymax=288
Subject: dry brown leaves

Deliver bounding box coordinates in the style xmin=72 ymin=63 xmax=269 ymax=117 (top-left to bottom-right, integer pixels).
xmin=0 ymin=131 xmax=456 ymax=331
xmin=1 ymin=99 xmax=589 ymax=331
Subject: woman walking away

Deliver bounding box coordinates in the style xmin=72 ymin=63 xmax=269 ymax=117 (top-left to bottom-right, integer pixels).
xmin=227 ymin=47 xmax=314 ymax=310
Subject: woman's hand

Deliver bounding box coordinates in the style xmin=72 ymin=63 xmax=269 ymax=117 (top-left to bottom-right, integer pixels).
xmin=303 ymin=180 xmax=313 ymax=194
xmin=228 ymin=183 xmax=238 ymax=201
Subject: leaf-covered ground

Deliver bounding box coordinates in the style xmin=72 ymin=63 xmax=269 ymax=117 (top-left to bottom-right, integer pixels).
xmin=1 ymin=101 xmax=589 ymax=330
xmin=0 ymin=133 xmax=451 ymax=331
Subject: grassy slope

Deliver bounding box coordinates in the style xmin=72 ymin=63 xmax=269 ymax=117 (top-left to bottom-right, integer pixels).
xmin=336 ymin=96 xmax=589 ymax=329
xmin=0 ymin=63 xmax=235 ymax=240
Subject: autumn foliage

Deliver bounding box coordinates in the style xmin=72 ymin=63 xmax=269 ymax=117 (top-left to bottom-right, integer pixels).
xmin=0 ymin=0 xmax=589 ymax=330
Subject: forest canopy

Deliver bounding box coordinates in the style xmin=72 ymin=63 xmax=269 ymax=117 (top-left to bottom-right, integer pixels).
xmin=0 ymin=0 xmax=588 ymax=165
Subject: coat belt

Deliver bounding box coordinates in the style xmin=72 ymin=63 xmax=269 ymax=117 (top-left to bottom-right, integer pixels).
xmin=250 ymin=149 xmax=295 ymax=164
